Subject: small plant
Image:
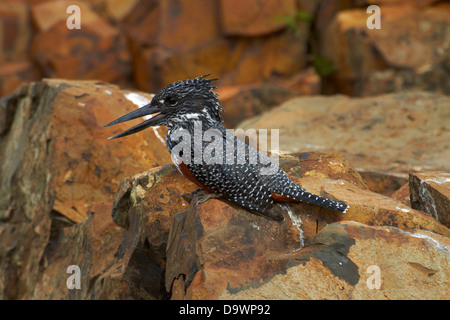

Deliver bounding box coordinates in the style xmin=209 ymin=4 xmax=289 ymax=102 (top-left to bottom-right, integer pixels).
xmin=276 ymin=10 xmax=336 ymax=77
xmin=276 ymin=10 xmax=313 ymax=37
xmin=312 ymin=53 xmax=336 ymax=77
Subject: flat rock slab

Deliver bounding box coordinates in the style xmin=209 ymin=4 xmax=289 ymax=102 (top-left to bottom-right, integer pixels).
xmin=218 ymin=221 xmax=450 ymax=300
xmin=239 ymin=91 xmax=450 ymax=179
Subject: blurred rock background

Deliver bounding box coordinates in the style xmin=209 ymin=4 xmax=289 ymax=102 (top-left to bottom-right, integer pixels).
xmin=1 ymin=0 xmax=449 ymax=101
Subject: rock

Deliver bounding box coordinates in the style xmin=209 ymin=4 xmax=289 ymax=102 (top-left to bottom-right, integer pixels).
xmin=321 ymin=4 xmax=450 ymax=95
xmin=125 ymin=0 xmax=224 ymax=92
xmin=0 ymin=2 xmax=32 ymax=64
xmin=409 ymin=172 xmax=450 ymax=229
xmin=280 ymin=67 xmax=322 ymax=96
xmin=128 ymin=0 xmax=309 ymax=92
xmin=363 ymin=0 xmax=439 ymax=5
xmin=123 ymin=0 xmax=159 ymax=93
xmin=217 ymin=221 xmax=450 ymax=299
xmin=148 ymin=38 xmax=233 ymax=91
xmin=30 ymin=1 xmax=102 ymax=33
xmin=238 ymin=91 xmax=450 ymax=179
xmin=220 ymin=0 xmax=297 ymax=36
xmin=92 ymin=0 xmax=141 ymax=23
xmin=219 ymin=30 xmax=309 ymax=87
xmin=358 ymin=171 xmax=407 ymax=196
xmin=109 ymin=150 xmax=449 ymax=299
xmin=164 ymin=153 xmax=449 ymax=299
xmin=368 ymin=4 xmax=449 ymax=73
xmin=111 ymin=164 xmax=197 ymax=299
xmin=157 ymin=0 xmax=220 ymax=51
xmin=0 ymin=61 xmax=40 ymax=97
xmin=32 ymin=203 xmax=125 ymax=299
xmin=30 ymin=1 xmax=132 ymax=87
xmin=218 ymin=84 xmax=297 ymax=128
xmin=0 ymin=79 xmax=171 ymax=299
xmin=165 ymin=196 xmax=301 ymax=299
xmin=391 ymin=182 xmax=411 ymax=207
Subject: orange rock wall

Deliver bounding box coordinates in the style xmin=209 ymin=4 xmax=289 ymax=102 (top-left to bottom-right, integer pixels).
xmin=1 ymin=0 xmax=448 ymax=98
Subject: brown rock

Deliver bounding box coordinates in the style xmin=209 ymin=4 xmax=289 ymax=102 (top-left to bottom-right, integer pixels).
xmin=46 ymin=79 xmax=170 ymax=222
xmin=0 ymin=2 xmax=32 ymax=64
xmin=321 ymin=4 xmax=450 ymax=95
xmin=30 ymin=2 xmax=132 ymax=87
xmin=218 ymin=221 xmax=450 ymax=299
xmin=0 ymin=79 xmax=171 ymax=299
xmin=251 ymin=152 xmax=448 ymax=236
xmin=0 ymin=61 xmax=40 ymax=97
xmin=123 ymin=0 xmax=159 ymax=92
xmin=391 ymin=182 xmax=411 ymax=207
xmin=147 ymin=39 xmax=233 ymax=91
xmin=1 ymin=82 xmax=57 ymax=299
xmin=368 ymin=4 xmax=450 ymax=72
xmin=238 ymin=91 xmax=450 ymax=179
xmin=108 ymin=149 xmax=449 ymax=299
xmin=220 ymin=0 xmax=297 ymax=36
xmin=96 ymin=0 xmax=141 ymax=23
xmin=280 ymin=67 xmax=322 ymax=95
xmin=219 ymin=31 xmax=309 ymax=86
xmin=159 ymin=151 xmax=449 ymax=299
xmin=165 ymin=197 xmax=301 ymax=299
xmin=358 ymin=171 xmax=407 ymax=196
xmin=111 ymin=164 xmax=197 ymax=299
xmin=125 ymin=0 xmax=223 ymax=92
xmin=314 ymin=0 xmax=354 ymax=38
xmin=363 ymin=0 xmax=439 ymax=6
xmin=130 ymin=2 xmax=309 ymax=92
xmin=409 ymin=171 xmax=450 ymax=229
xmin=218 ymin=83 xmax=297 ymax=128
xmin=157 ymin=0 xmax=220 ymax=51
xmin=31 ymin=1 xmax=103 ymax=33
xmin=32 ymin=203 xmax=126 ymax=299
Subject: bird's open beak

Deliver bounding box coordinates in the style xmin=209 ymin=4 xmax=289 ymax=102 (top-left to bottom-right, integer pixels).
xmin=104 ymin=103 xmax=164 ymax=139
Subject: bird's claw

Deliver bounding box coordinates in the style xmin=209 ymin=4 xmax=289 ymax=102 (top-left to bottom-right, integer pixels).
xmin=182 ymin=188 xmax=221 ymax=207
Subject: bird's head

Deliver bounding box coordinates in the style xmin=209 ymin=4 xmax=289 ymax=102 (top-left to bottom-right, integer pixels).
xmin=105 ymin=74 xmax=222 ymax=139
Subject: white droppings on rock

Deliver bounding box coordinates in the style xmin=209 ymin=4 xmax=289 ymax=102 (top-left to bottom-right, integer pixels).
xmin=281 ymin=203 xmax=304 ymax=248
xmin=395 ymin=206 xmax=410 ymax=213
xmin=123 ymin=92 xmax=166 ymax=146
xmin=419 ymin=180 xmax=439 ymax=221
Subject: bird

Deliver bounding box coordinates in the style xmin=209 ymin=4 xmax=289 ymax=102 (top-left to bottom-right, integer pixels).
xmin=105 ymin=74 xmax=349 ymax=221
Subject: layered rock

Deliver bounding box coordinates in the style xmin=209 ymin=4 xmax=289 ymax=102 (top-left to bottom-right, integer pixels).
xmin=218 ymin=221 xmax=449 ymax=299
xmin=30 ymin=1 xmax=133 ymax=88
xmin=321 ymin=3 xmax=450 ymax=95
xmin=219 ymin=0 xmax=297 ymax=36
xmin=32 ymin=203 xmax=125 ymax=299
xmin=108 ymin=151 xmax=449 ymax=300
xmin=0 ymin=79 xmax=171 ymax=299
xmin=1 ymin=77 xmax=449 ymax=300
xmin=218 ymin=68 xmax=321 ymax=128
xmin=409 ymin=172 xmax=450 ymax=229
xmin=238 ymin=91 xmax=450 ymax=182
xmin=0 ymin=2 xmax=32 ymax=64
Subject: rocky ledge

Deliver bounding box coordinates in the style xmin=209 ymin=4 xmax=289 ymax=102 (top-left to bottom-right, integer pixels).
xmin=0 ymin=80 xmax=449 ymax=299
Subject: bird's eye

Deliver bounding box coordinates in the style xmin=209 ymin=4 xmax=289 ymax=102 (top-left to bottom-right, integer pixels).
xmin=167 ymin=96 xmax=178 ymax=106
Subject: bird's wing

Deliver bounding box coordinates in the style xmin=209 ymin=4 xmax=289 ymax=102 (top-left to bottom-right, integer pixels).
xmin=185 ymin=129 xmax=284 ymax=220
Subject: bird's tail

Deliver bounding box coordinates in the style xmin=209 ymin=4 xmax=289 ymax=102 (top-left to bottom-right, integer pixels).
xmin=301 ymin=190 xmax=349 ymax=213
xmin=279 ymin=187 xmax=349 ymax=213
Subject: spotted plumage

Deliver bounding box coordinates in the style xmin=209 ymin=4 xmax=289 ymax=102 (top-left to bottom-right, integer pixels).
xmin=105 ymin=75 xmax=349 ymax=221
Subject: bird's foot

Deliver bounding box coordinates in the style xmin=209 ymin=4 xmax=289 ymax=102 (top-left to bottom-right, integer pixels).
xmin=182 ymin=188 xmax=221 ymax=206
